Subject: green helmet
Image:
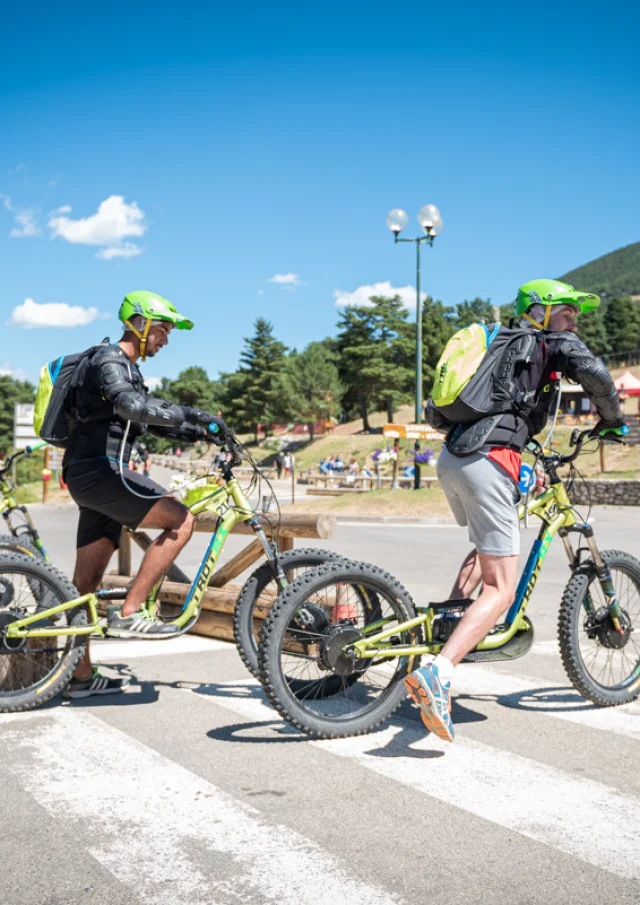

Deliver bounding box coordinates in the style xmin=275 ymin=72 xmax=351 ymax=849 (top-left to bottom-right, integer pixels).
xmin=119 ymin=290 xmax=194 ymax=331
xmin=514 ymin=279 xmax=600 ymax=318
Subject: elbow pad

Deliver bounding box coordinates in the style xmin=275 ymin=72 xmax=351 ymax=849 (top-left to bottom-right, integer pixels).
xmin=562 ymin=341 xmax=622 ymax=424
xmin=113 ymin=394 xmax=187 ymax=428
xmin=98 ymin=356 xmax=187 ymax=427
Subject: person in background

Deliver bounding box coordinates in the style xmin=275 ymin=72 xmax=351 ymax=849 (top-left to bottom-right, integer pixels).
xmin=275 ymin=451 xmax=284 ymax=479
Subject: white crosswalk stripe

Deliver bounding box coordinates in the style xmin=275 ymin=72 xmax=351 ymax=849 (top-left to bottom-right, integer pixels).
xmin=2 ymin=708 xmax=401 ymax=905
xmin=3 ymin=637 xmax=640 ymax=903
xmin=180 ymin=677 xmax=640 ymax=881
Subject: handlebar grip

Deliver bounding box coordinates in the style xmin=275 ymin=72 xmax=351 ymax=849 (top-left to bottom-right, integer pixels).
xmin=600 ymin=424 xmax=630 ymax=438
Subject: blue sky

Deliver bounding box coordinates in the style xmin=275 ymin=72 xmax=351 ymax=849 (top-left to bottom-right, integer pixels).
xmin=2 ymin=0 xmax=638 ymax=385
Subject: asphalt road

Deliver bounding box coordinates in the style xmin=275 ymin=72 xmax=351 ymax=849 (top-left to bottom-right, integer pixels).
xmin=2 ymin=482 xmax=640 ymax=905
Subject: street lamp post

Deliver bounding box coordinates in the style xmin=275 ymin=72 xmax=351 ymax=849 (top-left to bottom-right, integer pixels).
xmin=386 ymin=204 xmax=443 ymax=490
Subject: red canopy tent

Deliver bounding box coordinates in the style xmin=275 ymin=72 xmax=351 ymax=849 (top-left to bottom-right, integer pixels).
xmin=614 ymin=371 xmax=640 ymax=396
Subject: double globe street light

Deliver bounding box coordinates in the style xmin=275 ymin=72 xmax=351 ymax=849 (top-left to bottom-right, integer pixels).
xmin=386 ymin=204 xmax=443 ymax=490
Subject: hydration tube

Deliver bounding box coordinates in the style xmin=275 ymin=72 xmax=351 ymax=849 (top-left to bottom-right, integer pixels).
xmin=117 ymin=418 xmax=223 ymax=501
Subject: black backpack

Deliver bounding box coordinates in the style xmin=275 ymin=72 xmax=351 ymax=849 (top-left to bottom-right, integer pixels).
xmin=34 ymin=340 xmax=110 ymax=448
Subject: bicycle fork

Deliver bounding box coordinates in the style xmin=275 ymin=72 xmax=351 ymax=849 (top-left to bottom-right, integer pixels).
xmin=564 ymin=523 xmax=624 ymax=631
xmin=249 ymin=517 xmax=288 ymax=587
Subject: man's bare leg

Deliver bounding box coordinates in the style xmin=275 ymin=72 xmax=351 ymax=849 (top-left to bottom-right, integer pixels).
xmin=120 ymin=497 xmax=194 ymax=617
xmin=449 ymin=549 xmax=482 ymax=600
xmin=440 ymin=552 xmax=519 ymax=666
xmin=72 ymin=537 xmax=117 ymax=679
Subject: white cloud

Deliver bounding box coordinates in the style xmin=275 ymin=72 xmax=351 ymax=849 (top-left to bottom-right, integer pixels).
xmin=334 ymin=280 xmax=426 ymax=309
xmin=0 ymin=362 xmax=29 ymax=380
xmin=9 ymin=298 xmax=105 ymax=329
xmin=268 ymin=272 xmax=302 ymax=287
xmin=10 ymin=210 xmax=41 ymax=237
xmin=144 ymin=376 xmax=164 ymax=391
xmin=1 ymin=194 xmax=41 ymax=237
xmin=96 ymin=242 xmax=144 ymax=260
xmin=48 ymin=194 xmax=146 ymax=259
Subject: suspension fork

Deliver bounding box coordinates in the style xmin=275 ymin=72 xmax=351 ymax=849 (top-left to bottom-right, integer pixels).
xmin=580 ymin=524 xmax=624 ymax=630
xmin=249 ymin=517 xmax=288 ymax=587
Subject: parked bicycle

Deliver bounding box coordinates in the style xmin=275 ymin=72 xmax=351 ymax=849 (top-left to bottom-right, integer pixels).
xmin=0 ymin=443 xmax=51 ymax=562
xmin=0 ymin=433 xmax=342 ymax=711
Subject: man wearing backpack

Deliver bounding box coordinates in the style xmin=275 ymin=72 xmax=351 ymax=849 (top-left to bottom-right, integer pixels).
xmin=62 ymin=291 xmax=228 ymax=698
xmin=405 ymin=279 xmax=627 ymax=742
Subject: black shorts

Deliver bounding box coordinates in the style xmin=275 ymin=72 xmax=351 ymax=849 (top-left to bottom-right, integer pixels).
xmin=65 ymin=458 xmax=167 ymax=549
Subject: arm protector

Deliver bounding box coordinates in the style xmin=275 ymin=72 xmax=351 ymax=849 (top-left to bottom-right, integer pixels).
xmin=559 ymin=337 xmax=623 ymax=426
xmin=97 ymin=353 xmax=189 ymax=428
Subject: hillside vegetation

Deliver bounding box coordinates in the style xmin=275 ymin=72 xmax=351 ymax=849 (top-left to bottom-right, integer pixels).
xmin=560 ymin=241 xmax=640 ymax=298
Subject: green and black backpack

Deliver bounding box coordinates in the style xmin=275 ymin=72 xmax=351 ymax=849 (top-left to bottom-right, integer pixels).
xmin=34 ymin=340 xmax=110 ymax=448
xmin=431 ymin=323 xmax=540 ymax=424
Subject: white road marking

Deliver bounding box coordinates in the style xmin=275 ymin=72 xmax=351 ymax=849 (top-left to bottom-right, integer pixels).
xmin=2 ymin=708 xmax=401 ymax=905
xmin=452 ymin=662 xmax=640 ymax=739
xmin=92 ymin=634 xmax=229 ymax=661
xmin=188 ymin=679 xmax=640 ymax=881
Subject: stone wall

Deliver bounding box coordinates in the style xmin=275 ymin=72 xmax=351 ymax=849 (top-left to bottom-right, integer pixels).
xmin=571 ymin=479 xmax=640 ymax=506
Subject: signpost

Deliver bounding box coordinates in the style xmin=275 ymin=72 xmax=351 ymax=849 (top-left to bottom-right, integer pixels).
xmin=383 ymin=424 xmax=445 ymax=442
xmin=13 ymin=403 xmax=38 ymax=451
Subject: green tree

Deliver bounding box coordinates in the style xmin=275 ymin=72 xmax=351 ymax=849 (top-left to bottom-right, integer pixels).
xmin=222 ymin=318 xmax=286 ymax=441
xmin=0 ymin=375 xmax=35 ymax=454
xmin=575 ymin=308 xmax=610 ymax=357
xmin=336 ymin=295 xmax=413 ymax=428
xmin=603 ymin=297 xmax=640 ymax=360
xmin=163 ymin=366 xmax=224 ymax=412
xmin=454 ymin=298 xmax=495 ymax=328
xmin=421 ymin=297 xmax=456 ymax=394
xmin=275 ymin=342 xmax=343 ymax=440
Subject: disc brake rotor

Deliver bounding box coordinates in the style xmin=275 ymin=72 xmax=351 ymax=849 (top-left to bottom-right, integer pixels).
xmin=0 ymin=610 xmax=27 ymax=653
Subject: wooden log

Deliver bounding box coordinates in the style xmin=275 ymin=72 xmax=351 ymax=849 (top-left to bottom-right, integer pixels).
xmin=100 ymin=574 xmax=278 ymax=616
xmin=118 ymin=528 xmax=132 ymax=576
xmin=208 ymin=539 xmax=264 ymax=588
xmin=193 ymin=510 xmax=336 ymax=539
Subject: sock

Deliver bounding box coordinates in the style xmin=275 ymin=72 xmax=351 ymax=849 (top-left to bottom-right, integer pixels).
xmin=432 ymin=654 xmax=454 ymax=686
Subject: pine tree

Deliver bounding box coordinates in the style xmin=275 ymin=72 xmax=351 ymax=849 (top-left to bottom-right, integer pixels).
xmin=603 ymin=297 xmax=640 ymax=361
xmin=421 ymin=297 xmax=456 ymax=394
xmin=275 ymin=343 xmax=343 ymax=440
xmin=222 ymin=318 xmax=286 ymax=441
xmin=336 ymin=295 xmax=414 ymax=427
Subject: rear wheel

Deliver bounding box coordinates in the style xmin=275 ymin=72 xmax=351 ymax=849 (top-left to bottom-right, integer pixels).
xmin=259 ymin=561 xmax=421 ymax=739
xmin=559 ymin=550 xmax=640 ymax=706
xmin=0 ymin=554 xmax=86 ymax=712
xmin=233 ymin=547 xmax=345 ymax=678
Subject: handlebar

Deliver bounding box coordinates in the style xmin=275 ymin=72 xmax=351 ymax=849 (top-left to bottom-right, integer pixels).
xmin=528 ymin=423 xmax=629 ymax=473
xmin=0 ymin=442 xmax=49 ymax=477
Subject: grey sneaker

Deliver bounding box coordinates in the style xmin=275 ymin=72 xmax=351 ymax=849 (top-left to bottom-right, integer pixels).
xmin=106 ymin=608 xmax=180 ymax=639
xmin=64 ymin=668 xmax=130 ymax=699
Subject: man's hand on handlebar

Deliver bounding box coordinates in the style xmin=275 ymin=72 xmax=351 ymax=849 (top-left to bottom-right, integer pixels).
xmin=590 ymin=420 xmax=630 ymax=442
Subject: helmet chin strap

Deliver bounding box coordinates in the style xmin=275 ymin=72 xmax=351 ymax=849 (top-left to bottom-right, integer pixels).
xmin=124 ymin=318 xmax=152 ymax=361
xmin=523 ymin=305 xmax=551 ymax=330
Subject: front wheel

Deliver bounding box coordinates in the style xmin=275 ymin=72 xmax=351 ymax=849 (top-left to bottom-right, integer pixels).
xmin=558 ymin=550 xmax=640 ymax=706
xmin=259 ymin=560 xmax=421 ymax=739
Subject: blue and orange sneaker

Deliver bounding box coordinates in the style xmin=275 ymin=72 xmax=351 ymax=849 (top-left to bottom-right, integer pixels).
xmin=405 ymin=663 xmax=455 ymax=742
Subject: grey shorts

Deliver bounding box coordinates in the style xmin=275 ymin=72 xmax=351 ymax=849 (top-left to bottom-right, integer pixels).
xmin=436 ymin=445 xmax=521 ymax=556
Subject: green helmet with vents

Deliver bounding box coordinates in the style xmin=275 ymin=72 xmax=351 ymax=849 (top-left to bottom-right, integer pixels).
xmin=514 ymin=279 xmax=600 ymax=318
xmin=118 ymin=291 xmax=194 ymax=331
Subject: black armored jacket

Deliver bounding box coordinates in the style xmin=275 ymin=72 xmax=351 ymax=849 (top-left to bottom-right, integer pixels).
xmin=430 ymin=327 xmax=623 ymax=454
xmin=63 ymin=343 xmax=208 ymax=465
